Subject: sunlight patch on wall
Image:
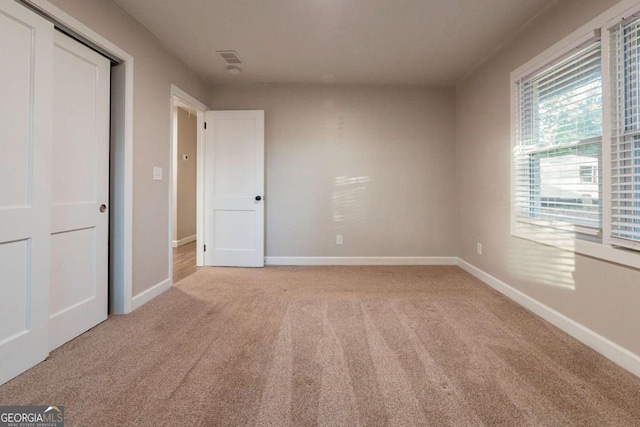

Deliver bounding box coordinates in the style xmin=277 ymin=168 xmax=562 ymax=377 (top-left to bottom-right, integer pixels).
xmin=507 ymin=234 xmax=576 ymax=290
xmin=332 ymin=176 xmax=370 ymax=228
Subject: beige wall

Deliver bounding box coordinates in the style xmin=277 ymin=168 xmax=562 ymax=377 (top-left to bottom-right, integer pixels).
xmin=175 ymin=108 xmax=197 ymax=241
xmin=42 ymin=0 xmax=640 ymax=362
xmin=210 ymin=84 xmax=457 ymax=257
xmin=48 ymin=0 xmax=210 ymax=295
xmin=456 ymin=0 xmax=640 ymax=355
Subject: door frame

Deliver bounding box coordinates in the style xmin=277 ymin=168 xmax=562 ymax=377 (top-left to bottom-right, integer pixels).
xmin=22 ymin=0 xmax=135 ymax=314
xmin=169 ymin=85 xmax=208 ymax=275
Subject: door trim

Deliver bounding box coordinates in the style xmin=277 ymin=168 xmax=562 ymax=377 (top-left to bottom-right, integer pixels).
xmin=169 ymin=85 xmax=208 ymax=278
xmin=22 ymin=0 xmax=135 ymax=314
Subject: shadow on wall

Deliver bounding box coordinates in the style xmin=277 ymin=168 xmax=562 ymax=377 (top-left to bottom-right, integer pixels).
xmin=507 ymin=235 xmax=576 ymax=290
xmin=332 ymin=176 xmax=370 ymax=228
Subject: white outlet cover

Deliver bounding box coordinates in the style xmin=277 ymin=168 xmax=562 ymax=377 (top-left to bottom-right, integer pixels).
xmin=153 ymin=166 xmax=163 ymax=181
xmin=336 ymin=234 xmax=343 ymax=245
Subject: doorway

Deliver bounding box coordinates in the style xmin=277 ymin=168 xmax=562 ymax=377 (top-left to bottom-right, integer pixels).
xmin=172 ymin=100 xmax=197 ymax=282
xmin=169 ymin=86 xmax=207 ymax=284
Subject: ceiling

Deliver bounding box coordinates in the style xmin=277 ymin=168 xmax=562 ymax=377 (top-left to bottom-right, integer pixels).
xmin=112 ymin=0 xmax=554 ymax=85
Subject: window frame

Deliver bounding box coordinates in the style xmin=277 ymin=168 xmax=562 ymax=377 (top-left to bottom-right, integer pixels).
xmin=608 ymin=12 xmax=640 ymax=252
xmin=510 ymin=0 xmax=640 ymax=269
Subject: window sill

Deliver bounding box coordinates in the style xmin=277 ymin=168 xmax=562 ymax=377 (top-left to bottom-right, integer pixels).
xmin=512 ymin=221 xmax=640 ymax=270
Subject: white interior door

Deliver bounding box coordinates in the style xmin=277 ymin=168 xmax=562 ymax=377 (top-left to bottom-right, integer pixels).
xmin=204 ymin=111 xmax=265 ymax=267
xmin=49 ymin=31 xmax=110 ymax=350
xmin=0 ymin=0 xmax=53 ymax=385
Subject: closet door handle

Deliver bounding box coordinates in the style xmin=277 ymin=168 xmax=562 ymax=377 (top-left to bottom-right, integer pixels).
xmin=255 ymin=196 xmax=262 ymax=201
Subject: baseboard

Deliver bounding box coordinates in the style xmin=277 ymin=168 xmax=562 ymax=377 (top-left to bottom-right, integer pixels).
xmin=131 ymin=278 xmax=171 ymax=311
xmin=173 ymin=234 xmax=196 ymax=248
xmin=265 ymin=256 xmax=458 ymax=266
xmin=457 ymin=258 xmax=640 ymax=378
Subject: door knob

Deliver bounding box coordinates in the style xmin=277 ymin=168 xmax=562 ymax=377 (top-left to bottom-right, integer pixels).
xmin=100 ymin=204 xmax=107 ymax=213
xmin=255 ymin=196 xmax=262 ymax=201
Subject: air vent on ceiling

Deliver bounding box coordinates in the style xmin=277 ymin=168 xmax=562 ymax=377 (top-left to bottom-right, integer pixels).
xmin=216 ymin=50 xmax=243 ymax=64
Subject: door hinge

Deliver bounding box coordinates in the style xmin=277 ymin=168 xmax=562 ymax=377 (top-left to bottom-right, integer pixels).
xmin=204 ymin=244 xmax=207 ymax=252
xmin=204 ymin=122 xmax=207 ymax=129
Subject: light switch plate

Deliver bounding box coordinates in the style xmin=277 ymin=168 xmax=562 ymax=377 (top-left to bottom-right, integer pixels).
xmin=153 ymin=166 xmax=163 ymax=181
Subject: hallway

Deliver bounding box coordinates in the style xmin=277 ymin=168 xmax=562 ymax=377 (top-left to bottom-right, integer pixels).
xmin=173 ymin=241 xmax=198 ymax=283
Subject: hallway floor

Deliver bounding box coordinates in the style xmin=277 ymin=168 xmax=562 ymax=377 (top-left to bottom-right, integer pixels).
xmin=173 ymin=241 xmax=198 ymax=283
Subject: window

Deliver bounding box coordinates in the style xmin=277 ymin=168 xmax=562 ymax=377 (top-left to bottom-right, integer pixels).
xmin=610 ymin=15 xmax=640 ymax=250
xmin=514 ymin=40 xmax=603 ymax=235
xmin=510 ymin=2 xmax=640 ymax=268
xmin=580 ymin=165 xmax=597 ymax=183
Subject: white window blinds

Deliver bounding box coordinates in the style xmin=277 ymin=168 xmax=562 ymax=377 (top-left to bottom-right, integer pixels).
xmin=515 ymin=40 xmax=602 ymax=233
xmin=610 ymin=16 xmax=640 ymax=249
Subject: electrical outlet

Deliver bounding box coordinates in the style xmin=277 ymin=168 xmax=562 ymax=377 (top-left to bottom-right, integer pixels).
xmin=336 ymin=234 xmax=343 ymax=245
xmin=153 ymin=166 xmax=163 ymax=181
xmin=477 ymin=243 xmax=483 ymax=255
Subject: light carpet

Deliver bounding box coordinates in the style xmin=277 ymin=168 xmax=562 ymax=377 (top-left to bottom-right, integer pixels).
xmin=1 ymin=266 xmax=639 ymax=426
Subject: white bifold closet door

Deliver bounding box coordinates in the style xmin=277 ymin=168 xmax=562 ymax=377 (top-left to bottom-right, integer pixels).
xmin=49 ymin=31 xmax=110 ymax=351
xmin=0 ymin=0 xmax=53 ymax=385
